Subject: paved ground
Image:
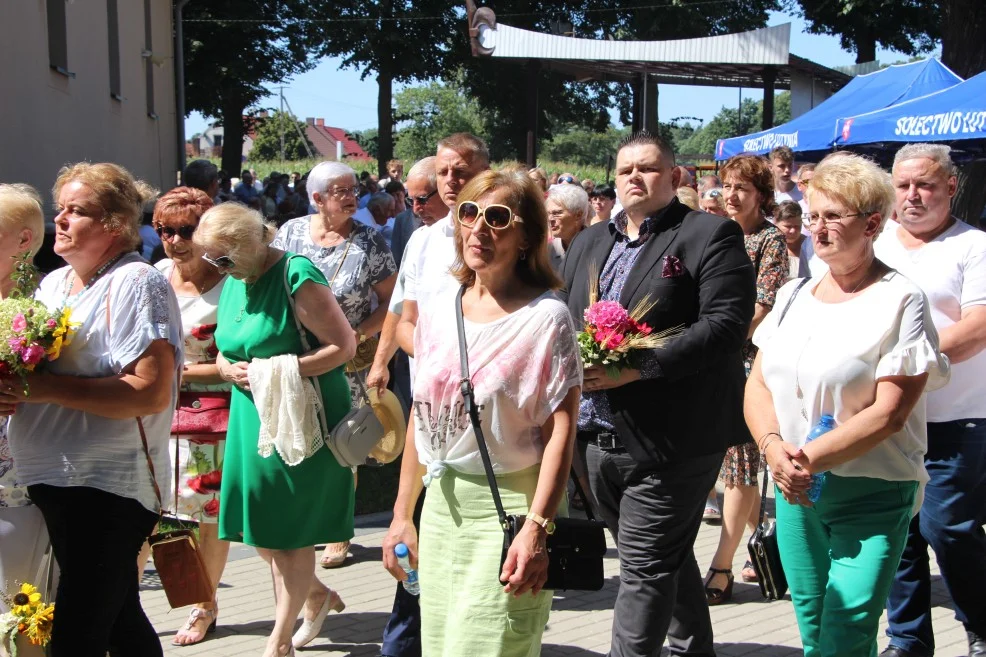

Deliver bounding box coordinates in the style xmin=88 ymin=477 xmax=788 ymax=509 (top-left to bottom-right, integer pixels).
xmin=144 ymin=493 xmax=968 ymax=657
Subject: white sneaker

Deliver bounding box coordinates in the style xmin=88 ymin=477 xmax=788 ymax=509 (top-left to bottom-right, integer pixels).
xmin=703 ymin=499 xmax=722 ymax=523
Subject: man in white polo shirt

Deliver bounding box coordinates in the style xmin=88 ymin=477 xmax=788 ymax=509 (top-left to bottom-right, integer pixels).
xmin=876 ymin=143 xmax=986 ymax=657
xmin=371 ymin=132 xmax=489 ymax=657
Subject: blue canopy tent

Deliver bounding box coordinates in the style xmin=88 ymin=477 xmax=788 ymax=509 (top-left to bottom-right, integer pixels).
xmin=834 ymin=71 xmax=986 ymax=156
xmin=715 ymin=59 xmax=962 ymax=160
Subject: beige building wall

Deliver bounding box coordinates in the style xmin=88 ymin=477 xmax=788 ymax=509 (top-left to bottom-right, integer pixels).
xmin=0 ymin=0 xmax=178 ymax=212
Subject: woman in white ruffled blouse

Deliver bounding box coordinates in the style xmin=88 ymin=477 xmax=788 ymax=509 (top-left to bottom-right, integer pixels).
xmin=745 ymin=153 xmax=950 ymax=657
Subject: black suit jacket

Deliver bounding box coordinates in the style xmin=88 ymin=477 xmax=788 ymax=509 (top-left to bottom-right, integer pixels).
xmin=561 ymin=199 xmax=756 ymax=465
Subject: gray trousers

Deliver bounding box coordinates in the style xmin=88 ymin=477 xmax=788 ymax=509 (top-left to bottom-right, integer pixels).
xmin=586 ymin=444 xmax=724 ymax=657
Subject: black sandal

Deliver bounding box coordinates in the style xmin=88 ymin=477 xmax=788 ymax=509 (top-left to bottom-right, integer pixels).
xmin=741 ymin=559 xmax=759 ymax=583
xmin=704 ymin=567 xmax=734 ymax=606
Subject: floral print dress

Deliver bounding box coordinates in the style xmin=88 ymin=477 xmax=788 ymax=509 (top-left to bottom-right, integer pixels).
xmin=720 ymin=220 xmax=789 ymax=487
xmin=157 ymin=260 xmax=230 ymax=523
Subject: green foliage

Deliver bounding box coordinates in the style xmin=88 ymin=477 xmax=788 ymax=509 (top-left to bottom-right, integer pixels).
xmin=250 ymin=112 xmax=317 ymax=162
xmin=393 ymin=80 xmax=486 ymax=163
xmin=677 ymin=93 xmax=792 ymax=156
xmin=538 ymin=126 xmax=629 ymax=168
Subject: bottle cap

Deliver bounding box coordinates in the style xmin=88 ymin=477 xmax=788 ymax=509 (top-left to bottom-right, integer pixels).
xmin=395 ymin=542 xmax=408 ymax=558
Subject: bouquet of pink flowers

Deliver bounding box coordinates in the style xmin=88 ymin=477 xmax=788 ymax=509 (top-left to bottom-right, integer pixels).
xmin=578 ymin=266 xmax=681 ymax=377
xmin=0 ymin=254 xmax=78 ymax=393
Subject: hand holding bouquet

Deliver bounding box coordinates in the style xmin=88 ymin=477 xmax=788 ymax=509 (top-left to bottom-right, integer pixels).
xmin=578 ymin=266 xmax=681 ymax=378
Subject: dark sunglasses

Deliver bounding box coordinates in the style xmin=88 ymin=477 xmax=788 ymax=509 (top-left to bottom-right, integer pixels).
xmin=154 ymin=223 xmax=196 ymax=240
xmin=558 ymin=176 xmax=576 ymax=184
xmin=456 ymin=201 xmax=524 ymax=230
xmin=412 ymin=189 xmax=438 ymax=205
xmin=202 ymin=253 xmax=235 ymax=270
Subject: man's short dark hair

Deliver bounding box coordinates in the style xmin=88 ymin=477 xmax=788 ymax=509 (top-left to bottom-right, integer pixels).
xmin=384 ymin=180 xmax=405 ymax=194
xmin=617 ymin=131 xmax=676 ymax=167
xmin=183 ymin=159 xmax=219 ymax=192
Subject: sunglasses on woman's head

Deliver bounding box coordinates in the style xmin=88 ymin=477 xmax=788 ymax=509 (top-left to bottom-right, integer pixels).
xmin=558 ymin=176 xmax=576 ymax=184
xmin=202 ymin=253 xmax=235 ymax=270
xmin=456 ymin=201 xmax=524 ymax=230
xmin=154 ymin=223 xmax=196 ymax=240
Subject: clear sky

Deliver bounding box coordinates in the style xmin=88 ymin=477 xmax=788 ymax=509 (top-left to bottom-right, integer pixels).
xmin=184 ymin=11 xmax=922 ymax=138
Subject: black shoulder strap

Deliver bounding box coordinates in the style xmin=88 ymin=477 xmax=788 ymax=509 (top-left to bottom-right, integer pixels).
xmin=455 ymin=285 xmax=510 ymax=530
xmin=778 ymin=277 xmax=810 ymax=327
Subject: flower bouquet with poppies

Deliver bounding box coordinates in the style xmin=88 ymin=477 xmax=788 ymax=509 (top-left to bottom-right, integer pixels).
xmin=0 ymin=253 xmax=78 ymax=394
xmin=577 ymin=266 xmax=681 ymax=377
xmin=0 ymin=581 xmax=55 ymax=652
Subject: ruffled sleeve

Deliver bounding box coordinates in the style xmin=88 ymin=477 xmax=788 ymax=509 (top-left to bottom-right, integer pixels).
xmin=875 ymin=287 xmax=950 ymax=392
xmin=108 ymin=264 xmax=183 ymax=371
xmin=532 ymin=301 xmax=583 ymax=425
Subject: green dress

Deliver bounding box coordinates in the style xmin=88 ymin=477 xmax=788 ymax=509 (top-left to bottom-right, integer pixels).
xmin=216 ymin=253 xmax=354 ymax=549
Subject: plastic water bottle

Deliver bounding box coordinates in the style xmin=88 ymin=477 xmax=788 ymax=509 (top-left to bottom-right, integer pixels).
xmin=394 ymin=543 xmax=420 ymax=596
xmin=805 ymin=415 xmax=835 ymax=502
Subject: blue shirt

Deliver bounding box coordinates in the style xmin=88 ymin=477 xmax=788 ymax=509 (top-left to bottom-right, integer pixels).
xmin=233 ymin=183 xmax=260 ymax=205
xmin=578 ymin=209 xmax=667 ymax=432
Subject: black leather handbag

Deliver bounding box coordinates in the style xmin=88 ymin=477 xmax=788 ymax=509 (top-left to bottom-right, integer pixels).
xmin=746 ymin=277 xmax=809 ymax=601
xmin=454 ymin=286 xmax=608 ymax=591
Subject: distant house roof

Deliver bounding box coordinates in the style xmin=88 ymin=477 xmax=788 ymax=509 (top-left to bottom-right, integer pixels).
xmin=305 ymin=118 xmax=370 ymax=159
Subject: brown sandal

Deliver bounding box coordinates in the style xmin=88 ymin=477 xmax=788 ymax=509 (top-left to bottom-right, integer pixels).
xmin=704 ymin=567 xmax=734 ymax=606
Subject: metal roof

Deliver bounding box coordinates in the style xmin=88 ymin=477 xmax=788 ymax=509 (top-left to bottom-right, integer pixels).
xmin=468 ymin=12 xmax=850 ymax=90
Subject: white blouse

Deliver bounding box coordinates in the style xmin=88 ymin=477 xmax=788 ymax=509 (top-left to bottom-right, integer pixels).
xmin=412 ymin=289 xmax=582 ymax=481
xmin=8 ymin=254 xmax=183 ymax=513
xmin=753 ymin=271 xmax=949 ymax=488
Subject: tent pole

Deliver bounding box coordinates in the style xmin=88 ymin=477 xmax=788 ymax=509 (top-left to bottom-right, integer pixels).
xmin=762 ymin=66 xmax=777 ymax=130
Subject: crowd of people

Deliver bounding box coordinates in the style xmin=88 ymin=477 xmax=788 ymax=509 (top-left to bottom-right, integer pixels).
xmin=0 ymin=132 xmax=983 ymax=657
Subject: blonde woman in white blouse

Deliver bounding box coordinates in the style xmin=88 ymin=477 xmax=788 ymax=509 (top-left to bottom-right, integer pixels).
xmin=744 ymin=153 xmax=949 ymax=657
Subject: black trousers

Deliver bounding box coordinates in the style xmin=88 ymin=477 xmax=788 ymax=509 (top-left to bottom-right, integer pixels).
xmin=28 ymin=484 xmax=162 ymax=657
xmin=585 ymin=445 xmax=724 ymax=657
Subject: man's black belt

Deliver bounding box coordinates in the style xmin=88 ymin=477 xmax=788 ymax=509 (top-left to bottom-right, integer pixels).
xmin=577 ymin=430 xmax=625 ymax=452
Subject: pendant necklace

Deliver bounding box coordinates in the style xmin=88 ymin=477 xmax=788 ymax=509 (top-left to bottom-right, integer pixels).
xmin=234 ymin=249 xmax=273 ymax=323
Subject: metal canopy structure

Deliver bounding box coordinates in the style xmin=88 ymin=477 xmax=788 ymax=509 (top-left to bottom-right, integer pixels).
xmin=465 ymin=2 xmax=851 ymax=166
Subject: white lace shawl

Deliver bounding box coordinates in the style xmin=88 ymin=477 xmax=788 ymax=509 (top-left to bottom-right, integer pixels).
xmin=248 ymin=355 xmax=324 ymax=466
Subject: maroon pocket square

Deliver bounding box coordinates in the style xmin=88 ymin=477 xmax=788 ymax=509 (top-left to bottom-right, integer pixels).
xmin=662 ymin=255 xmax=684 ymax=278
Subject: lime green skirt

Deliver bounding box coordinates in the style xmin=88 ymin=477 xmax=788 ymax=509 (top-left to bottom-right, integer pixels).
xmin=419 ymin=465 xmax=563 ymax=657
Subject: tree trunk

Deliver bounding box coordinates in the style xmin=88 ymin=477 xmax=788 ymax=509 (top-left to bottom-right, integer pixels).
xmin=220 ymin=97 xmax=247 ymax=176
xmin=941 ymin=0 xmax=986 ymax=227
xmin=854 ymin=33 xmax=876 ymax=64
xmin=377 ymin=70 xmax=393 ymax=178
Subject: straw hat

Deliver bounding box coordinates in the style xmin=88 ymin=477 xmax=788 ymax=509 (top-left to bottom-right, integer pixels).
xmin=366 ymin=388 xmax=406 ymax=464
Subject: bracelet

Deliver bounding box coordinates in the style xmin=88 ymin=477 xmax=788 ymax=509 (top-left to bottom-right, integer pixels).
xmin=760 ymin=437 xmax=781 ymax=456
xmin=757 ymin=431 xmax=781 ymax=451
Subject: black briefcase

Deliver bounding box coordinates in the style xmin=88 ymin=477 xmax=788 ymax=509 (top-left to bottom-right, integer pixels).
xmin=747 ymin=471 xmax=788 ymax=600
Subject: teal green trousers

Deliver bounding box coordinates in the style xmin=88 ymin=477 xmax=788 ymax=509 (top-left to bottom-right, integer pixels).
xmin=775 ymin=474 xmax=918 ymax=657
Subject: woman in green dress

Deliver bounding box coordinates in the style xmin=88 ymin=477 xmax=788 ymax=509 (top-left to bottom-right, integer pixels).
xmin=194 ymin=202 xmax=357 ymax=657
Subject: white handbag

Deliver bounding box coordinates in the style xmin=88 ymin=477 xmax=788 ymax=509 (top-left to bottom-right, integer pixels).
xmin=282 ymin=255 xmax=384 ymax=468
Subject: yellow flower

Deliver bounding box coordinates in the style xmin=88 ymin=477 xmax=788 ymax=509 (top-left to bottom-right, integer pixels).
xmin=11 ymin=583 xmax=41 ymax=615
xmin=26 ymin=603 xmax=54 ymax=646
xmin=46 ymin=334 xmax=63 ymax=360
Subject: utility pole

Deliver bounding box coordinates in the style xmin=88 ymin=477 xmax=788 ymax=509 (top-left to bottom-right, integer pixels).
xmin=279 ymin=86 xmax=286 ymax=161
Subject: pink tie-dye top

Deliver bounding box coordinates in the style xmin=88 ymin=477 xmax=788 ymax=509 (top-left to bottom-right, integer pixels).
xmin=413 ymin=288 xmax=582 ymax=477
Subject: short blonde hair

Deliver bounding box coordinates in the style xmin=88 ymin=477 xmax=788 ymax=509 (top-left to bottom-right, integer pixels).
xmin=676 ymin=186 xmax=699 ymax=210
xmin=808 ymin=154 xmax=895 ymax=230
xmin=0 ymin=184 xmax=45 ymax=255
xmin=193 ymin=202 xmax=276 ymax=273
xmin=451 ymin=168 xmax=561 ymax=291
xmin=52 ymin=162 xmax=157 ymax=250
xmin=528 ymin=167 xmax=547 ymax=193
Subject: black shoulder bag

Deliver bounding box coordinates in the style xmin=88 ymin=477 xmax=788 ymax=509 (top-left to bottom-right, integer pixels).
xmin=454 ymin=286 xmax=608 ymax=591
xmin=747 ymin=276 xmax=809 ymax=600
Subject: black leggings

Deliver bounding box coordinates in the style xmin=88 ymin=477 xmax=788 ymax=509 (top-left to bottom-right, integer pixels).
xmin=28 ymin=484 xmax=162 ymax=657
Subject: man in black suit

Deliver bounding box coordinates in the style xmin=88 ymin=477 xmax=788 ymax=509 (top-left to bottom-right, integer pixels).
xmin=561 ymin=132 xmax=755 ymax=657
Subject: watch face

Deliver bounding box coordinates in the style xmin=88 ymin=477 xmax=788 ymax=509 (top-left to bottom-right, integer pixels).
xmin=546 ymin=521 xmax=557 ymax=535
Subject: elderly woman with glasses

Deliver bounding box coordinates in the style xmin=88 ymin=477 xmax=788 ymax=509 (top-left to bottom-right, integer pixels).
xmin=272 ymin=161 xmax=397 ymax=573
xmin=545 ymin=183 xmax=589 ymax=271
xmin=2 ymin=163 xmax=182 ymax=657
xmin=150 ymin=187 xmax=232 ymax=646
xmin=746 ymin=153 xmax=948 ymax=657
xmin=194 ymin=203 xmax=357 ymax=657
xmin=383 ymin=168 xmax=582 ymax=657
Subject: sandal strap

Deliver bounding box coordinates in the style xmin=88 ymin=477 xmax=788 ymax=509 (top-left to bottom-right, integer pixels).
xmin=707 ymin=567 xmax=733 ymax=575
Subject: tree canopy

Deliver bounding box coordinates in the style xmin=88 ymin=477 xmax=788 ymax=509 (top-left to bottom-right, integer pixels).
xmin=250 ymin=112 xmax=316 ymax=162
xmin=393 ymin=77 xmax=486 ymax=163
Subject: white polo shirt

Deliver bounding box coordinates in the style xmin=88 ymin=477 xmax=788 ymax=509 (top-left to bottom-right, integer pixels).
xmin=875 ymin=218 xmax=986 ymax=422
xmin=397 ymin=213 xmax=458 ymax=316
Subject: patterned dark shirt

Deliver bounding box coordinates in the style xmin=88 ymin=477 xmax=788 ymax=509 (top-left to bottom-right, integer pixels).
xmin=578 ymin=208 xmax=669 ymax=432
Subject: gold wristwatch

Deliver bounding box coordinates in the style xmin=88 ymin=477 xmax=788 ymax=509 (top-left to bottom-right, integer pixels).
xmin=526 ymin=512 xmax=556 ymax=535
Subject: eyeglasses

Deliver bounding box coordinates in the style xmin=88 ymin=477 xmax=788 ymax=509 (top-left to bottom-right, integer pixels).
xmin=456 ymin=201 xmax=524 ymax=230
xmin=558 ymin=176 xmax=576 ymax=184
xmin=412 ymin=189 xmax=438 ymax=206
xmin=202 ymin=253 xmax=235 ymax=270
xmin=154 ymin=223 xmax=196 ymax=240
xmin=802 ymin=211 xmax=863 ymax=229
xmin=329 ymin=185 xmax=360 ymax=199
xmin=702 ymin=190 xmax=723 ymax=199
